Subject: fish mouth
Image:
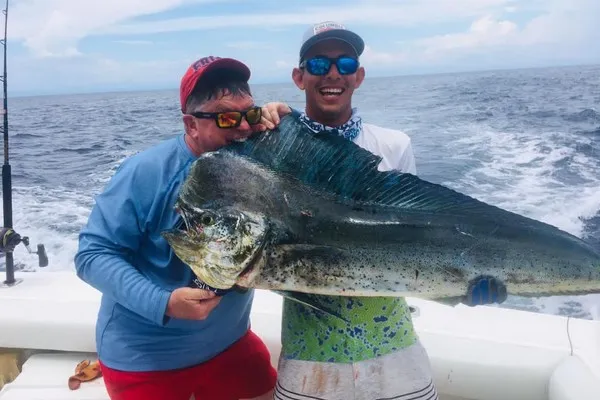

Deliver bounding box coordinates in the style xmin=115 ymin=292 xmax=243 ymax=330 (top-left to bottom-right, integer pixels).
xmin=200 ymin=224 xmax=269 ymax=290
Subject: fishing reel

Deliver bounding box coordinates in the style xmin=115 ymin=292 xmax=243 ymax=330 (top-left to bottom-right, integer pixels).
xmin=1 ymin=227 xmax=48 ymax=267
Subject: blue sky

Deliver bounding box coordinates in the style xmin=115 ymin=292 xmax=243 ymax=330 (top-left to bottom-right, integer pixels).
xmin=5 ymin=0 xmax=600 ymax=96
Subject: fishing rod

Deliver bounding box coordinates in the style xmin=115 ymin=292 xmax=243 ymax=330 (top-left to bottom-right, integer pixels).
xmin=1 ymin=0 xmax=48 ymax=288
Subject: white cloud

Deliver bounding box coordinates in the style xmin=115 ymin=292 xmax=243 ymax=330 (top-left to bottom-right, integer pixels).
xmin=361 ymin=45 xmax=407 ymax=65
xmin=4 ymin=0 xmax=599 ymax=94
xmin=416 ymin=15 xmax=518 ymax=55
xmin=95 ymin=0 xmax=515 ymax=37
xmin=519 ymin=1 xmax=600 ymax=48
xmin=1 ymin=0 xmax=520 ymax=76
xmin=6 ymin=0 xmax=517 ymax=58
xmin=8 ymin=0 xmax=221 ymax=57
xmin=359 ymin=0 xmax=599 ymax=70
xmin=10 ymin=0 xmax=589 ymax=65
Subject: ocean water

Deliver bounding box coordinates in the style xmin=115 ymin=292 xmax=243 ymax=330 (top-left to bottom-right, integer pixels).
xmin=1 ymin=64 xmax=599 ymax=319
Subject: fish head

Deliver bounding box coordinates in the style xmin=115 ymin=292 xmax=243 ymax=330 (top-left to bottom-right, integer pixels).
xmin=162 ymin=203 xmax=269 ymax=290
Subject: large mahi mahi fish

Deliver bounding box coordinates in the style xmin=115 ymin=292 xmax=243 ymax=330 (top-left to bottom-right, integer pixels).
xmin=162 ymin=113 xmax=600 ymax=306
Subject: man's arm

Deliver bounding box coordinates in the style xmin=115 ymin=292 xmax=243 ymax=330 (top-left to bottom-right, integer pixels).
xmin=74 ymin=159 xmax=172 ymax=326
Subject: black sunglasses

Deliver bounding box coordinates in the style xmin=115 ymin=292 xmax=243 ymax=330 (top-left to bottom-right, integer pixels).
xmin=300 ymin=56 xmax=360 ymax=76
xmin=189 ymin=106 xmax=262 ymax=129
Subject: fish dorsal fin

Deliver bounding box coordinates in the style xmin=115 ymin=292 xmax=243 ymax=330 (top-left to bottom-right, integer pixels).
xmin=222 ymin=112 xmax=600 ymax=256
xmin=209 ymin=113 xmax=595 ymax=255
xmin=224 ymin=113 xmax=513 ymax=220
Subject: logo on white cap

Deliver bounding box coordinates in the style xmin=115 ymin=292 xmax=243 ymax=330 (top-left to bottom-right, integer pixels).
xmin=313 ymin=21 xmax=346 ymax=35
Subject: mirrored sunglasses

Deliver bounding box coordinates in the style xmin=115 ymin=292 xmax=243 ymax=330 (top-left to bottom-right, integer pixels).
xmin=190 ymin=106 xmax=262 ymax=129
xmin=300 ymin=56 xmax=359 ymax=76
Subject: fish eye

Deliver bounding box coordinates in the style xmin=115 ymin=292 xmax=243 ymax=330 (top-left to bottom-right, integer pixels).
xmin=200 ymin=213 xmax=215 ymax=226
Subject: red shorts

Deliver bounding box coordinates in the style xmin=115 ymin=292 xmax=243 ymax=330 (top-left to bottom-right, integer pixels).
xmin=99 ymin=329 xmax=277 ymax=400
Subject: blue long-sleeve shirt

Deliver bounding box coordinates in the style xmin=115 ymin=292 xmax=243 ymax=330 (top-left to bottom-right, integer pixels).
xmin=75 ymin=133 xmax=253 ymax=372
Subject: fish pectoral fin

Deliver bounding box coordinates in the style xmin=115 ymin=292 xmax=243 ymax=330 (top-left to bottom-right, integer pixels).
xmin=435 ymin=275 xmax=508 ymax=307
xmin=272 ymin=290 xmax=350 ymax=323
xmin=465 ymin=275 xmax=508 ymax=306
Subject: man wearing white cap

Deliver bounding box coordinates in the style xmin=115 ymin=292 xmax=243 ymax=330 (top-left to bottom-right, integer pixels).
xmin=262 ymin=21 xmax=440 ymax=400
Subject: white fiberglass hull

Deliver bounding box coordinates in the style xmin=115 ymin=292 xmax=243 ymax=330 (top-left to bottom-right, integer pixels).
xmin=0 ymin=270 xmax=599 ymax=400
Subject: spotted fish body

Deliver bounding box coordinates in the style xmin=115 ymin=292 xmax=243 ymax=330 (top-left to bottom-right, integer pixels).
xmin=163 ymin=113 xmax=600 ymax=306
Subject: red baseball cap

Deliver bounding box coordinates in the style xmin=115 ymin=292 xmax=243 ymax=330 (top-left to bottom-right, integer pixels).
xmin=179 ymin=56 xmax=251 ymax=113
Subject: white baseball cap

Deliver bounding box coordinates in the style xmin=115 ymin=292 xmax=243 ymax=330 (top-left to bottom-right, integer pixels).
xmin=299 ymin=21 xmax=365 ymax=62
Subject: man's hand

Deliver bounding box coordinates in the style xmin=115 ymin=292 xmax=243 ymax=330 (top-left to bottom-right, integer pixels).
xmin=253 ymin=102 xmax=292 ymax=131
xmin=165 ymin=287 xmax=222 ymax=320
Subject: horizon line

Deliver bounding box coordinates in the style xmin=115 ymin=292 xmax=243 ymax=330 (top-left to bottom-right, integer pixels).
xmin=8 ymin=61 xmax=600 ymax=99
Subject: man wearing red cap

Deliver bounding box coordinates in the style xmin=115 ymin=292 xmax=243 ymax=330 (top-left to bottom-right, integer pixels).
xmin=261 ymin=21 xmax=440 ymax=399
xmin=75 ymin=56 xmax=283 ymax=400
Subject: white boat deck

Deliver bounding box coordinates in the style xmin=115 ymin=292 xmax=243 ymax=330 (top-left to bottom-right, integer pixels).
xmin=0 ymin=353 xmax=107 ymax=400
xmin=1 ymin=269 xmax=600 ymax=399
